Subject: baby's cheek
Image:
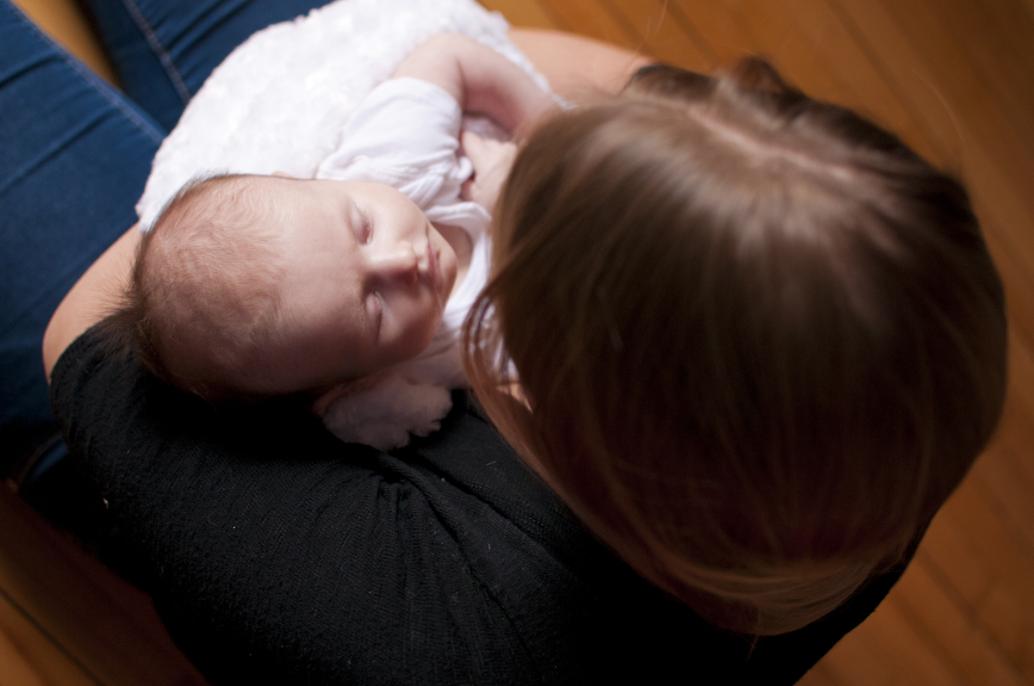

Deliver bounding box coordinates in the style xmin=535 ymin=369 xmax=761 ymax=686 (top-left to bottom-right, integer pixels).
xmin=384 ymin=302 xmax=443 ymax=365
xmin=413 ymin=306 xmax=445 ymax=353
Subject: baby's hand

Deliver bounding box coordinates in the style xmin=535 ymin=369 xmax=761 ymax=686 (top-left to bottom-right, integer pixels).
xmin=320 ymin=374 xmax=454 ymax=450
xmin=398 ymin=382 xmax=453 ymax=438
xmin=461 ymin=131 xmax=517 ymax=211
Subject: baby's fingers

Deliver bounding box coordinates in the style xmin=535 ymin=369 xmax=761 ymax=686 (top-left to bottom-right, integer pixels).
xmin=461 ymin=130 xmax=517 ymax=209
xmin=462 ymin=131 xmax=513 ymax=167
xmin=461 ymin=130 xmax=489 ymax=168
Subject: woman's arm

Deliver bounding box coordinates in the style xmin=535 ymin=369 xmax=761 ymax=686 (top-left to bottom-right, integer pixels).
xmin=42 ymin=225 xmax=138 ymax=379
xmin=507 ymin=28 xmax=651 ymax=100
xmin=393 ymin=29 xmax=652 ymax=132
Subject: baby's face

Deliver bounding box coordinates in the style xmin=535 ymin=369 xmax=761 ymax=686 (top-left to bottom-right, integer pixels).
xmin=257 ymin=175 xmax=458 ymax=390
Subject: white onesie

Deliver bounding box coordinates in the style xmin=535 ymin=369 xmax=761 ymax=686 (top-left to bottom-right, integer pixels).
xmin=315 ymin=77 xmax=493 ymax=449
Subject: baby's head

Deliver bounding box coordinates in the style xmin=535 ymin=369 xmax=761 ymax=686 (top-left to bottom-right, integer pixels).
xmin=467 ymin=59 xmax=1007 ymax=634
xmin=121 ymin=173 xmax=457 ymax=400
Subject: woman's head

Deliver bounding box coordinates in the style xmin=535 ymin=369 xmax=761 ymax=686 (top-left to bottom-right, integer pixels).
xmin=465 ymin=59 xmax=1007 ymax=634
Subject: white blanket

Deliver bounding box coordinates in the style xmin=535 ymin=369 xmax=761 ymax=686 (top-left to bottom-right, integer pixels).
xmin=136 ymin=0 xmax=550 ymax=228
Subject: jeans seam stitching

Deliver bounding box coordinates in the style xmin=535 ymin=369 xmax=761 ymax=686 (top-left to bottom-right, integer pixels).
xmin=11 ymin=4 xmax=165 ymax=144
xmin=120 ymin=0 xmax=193 ymax=105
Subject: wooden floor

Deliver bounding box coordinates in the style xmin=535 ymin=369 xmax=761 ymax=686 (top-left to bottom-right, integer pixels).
xmin=3 ymin=0 xmax=1033 ymax=684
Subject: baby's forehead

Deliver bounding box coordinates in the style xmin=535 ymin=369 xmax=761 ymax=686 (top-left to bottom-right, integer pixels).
xmin=148 ymin=173 xmax=301 ymax=276
xmin=192 ymin=174 xmax=306 ymax=228
xmin=196 ymin=173 xmax=274 ymax=207
xmin=157 ymin=174 xmax=263 ymax=230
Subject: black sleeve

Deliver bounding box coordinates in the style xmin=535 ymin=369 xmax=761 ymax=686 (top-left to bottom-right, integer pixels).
xmin=50 ymin=331 xmax=532 ymax=685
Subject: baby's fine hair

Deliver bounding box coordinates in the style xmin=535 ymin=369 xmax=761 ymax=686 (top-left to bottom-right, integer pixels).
xmin=466 ymin=58 xmax=1007 ymax=635
xmin=102 ymin=174 xmax=288 ymax=400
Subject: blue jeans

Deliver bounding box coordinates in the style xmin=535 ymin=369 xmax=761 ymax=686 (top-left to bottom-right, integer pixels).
xmin=0 ymin=0 xmax=331 ymax=499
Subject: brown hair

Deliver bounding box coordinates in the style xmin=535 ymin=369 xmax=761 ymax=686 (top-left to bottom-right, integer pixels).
xmin=464 ymin=59 xmax=1007 ymax=635
xmin=100 ymin=174 xmax=288 ymax=400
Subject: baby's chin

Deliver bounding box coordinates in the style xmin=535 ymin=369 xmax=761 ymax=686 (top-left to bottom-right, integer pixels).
xmin=385 ymin=310 xmax=447 ymax=368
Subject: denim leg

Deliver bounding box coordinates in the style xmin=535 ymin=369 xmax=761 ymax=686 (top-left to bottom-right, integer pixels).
xmin=0 ymin=0 xmax=164 ymax=486
xmin=79 ymin=0 xmax=336 ymax=130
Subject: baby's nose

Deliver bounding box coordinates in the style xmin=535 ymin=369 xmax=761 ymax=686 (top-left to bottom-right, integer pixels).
xmin=373 ymin=246 xmax=420 ymax=284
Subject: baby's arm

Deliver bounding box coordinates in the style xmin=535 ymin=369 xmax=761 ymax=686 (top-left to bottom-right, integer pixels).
xmin=393 ymin=34 xmax=553 ymax=135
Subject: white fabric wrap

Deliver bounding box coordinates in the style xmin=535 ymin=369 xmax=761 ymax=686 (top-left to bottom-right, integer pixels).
xmin=135 ymin=0 xmax=551 ymax=228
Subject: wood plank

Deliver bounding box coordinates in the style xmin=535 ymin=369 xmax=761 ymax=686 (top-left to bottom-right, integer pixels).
xmin=602 ymin=0 xmax=712 ymax=69
xmin=796 ymin=659 xmax=843 ymax=686
xmin=916 ymin=519 xmax=995 ymax=617
xmin=478 ymin=0 xmax=560 ymax=30
xmin=821 ymin=595 xmax=967 ymax=685
xmin=715 ymin=0 xmax=849 ymax=102
xmin=992 ymin=337 xmax=1034 ymax=481
xmin=0 ymin=488 xmax=207 ymax=686
xmin=535 ymin=0 xmax=640 ymax=49
xmin=672 ymin=0 xmax=757 ymax=64
xmin=669 ymin=0 xmax=929 ymax=159
xmin=813 ymin=617 xmax=899 ymax=686
xmin=0 ymin=629 xmax=47 ymax=686
xmin=892 ymin=558 xmax=1027 ymax=685
xmin=924 ymin=0 xmax=1034 ymax=152
xmin=0 ymin=592 xmax=96 ymax=686
xmin=11 ymin=0 xmax=117 ymax=85
xmin=920 ymin=479 xmax=1034 ymax=681
xmin=979 ymin=580 xmax=1034 ymax=684
xmin=751 ymin=0 xmax=929 ymax=157
xmin=975 ymin=453 xmax=1034 ymax=555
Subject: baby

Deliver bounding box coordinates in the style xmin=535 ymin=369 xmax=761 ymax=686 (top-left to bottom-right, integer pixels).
xmin=119 ymin=34 xmax=552 ymax=448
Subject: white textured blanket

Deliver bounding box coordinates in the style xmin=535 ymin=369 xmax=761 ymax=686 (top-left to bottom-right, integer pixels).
xmin=135 ymin=0 xmax=550 ymax=227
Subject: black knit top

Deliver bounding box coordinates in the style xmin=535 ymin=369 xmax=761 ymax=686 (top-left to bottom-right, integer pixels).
xmin=51 ymin=329 xmax=910 ymax=685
